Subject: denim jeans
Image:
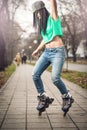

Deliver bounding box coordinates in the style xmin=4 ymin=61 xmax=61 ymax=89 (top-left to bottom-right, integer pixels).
xmin=32 ymin=46 xmax=68 ymax=95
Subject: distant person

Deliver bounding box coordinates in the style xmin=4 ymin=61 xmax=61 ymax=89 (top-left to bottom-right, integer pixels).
xmin=32 ymin=0 xmax=74 ymax=115
xmin=16 ymin=52 xmax=21 ymax=66
xmin=22 ymin=53 xmax=27 ymax=64
xmin=21 ymin=53 xmax=24 ymax=64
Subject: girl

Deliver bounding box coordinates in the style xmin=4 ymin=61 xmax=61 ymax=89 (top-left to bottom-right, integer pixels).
xmin=32 ymin=0 xmax=74 ymax=114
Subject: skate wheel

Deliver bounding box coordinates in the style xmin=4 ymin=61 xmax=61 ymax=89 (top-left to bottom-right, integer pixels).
xmin=64 ymin=111 xmax=67 ymax=117
xmin=50 ymin=98 xmax=54 ymax=103
xmin=38 ymin=111 xmax=42 ymax=116
xmin=63 ymin=109 xmax=69 ymax=117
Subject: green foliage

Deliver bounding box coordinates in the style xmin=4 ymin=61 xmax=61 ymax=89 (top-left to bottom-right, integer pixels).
xmin=5 ymin=64 xmax=16 ymax=77
xmin=0 ymin=64 xmax=16 ymax=88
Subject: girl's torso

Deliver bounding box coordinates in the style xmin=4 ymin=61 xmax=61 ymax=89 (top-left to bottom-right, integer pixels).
xmin=41 ymin=16 xmax=64 ymax=48
xmin=45 ymin=36 xmax=64 ymax=48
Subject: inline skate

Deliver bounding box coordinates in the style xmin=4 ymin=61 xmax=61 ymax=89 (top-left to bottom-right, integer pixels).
xmin=62 ymin=93 xmax=74 ymax=116
xmin=37 ymin=93 xmax=54 ymax=116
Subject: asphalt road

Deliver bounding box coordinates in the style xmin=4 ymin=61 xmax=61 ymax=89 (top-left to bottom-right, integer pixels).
xmin=63 ymin=62 xmax=87 ymax=72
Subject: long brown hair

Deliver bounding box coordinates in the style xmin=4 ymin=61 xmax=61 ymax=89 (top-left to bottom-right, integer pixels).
xmin=33 ymin=8 xmax=49 ymax=34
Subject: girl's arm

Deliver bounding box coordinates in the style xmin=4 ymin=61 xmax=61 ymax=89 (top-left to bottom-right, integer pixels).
xmin=50 ymin=0 xmax=58 ymax=20
xmin=32 ymin=40 xmax=45 ymax=57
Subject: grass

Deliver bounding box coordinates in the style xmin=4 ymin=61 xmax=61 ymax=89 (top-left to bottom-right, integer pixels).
xmin=0 ymin=62 xmax=87 ymax=89
xmin=0 ymin=63 xmax=16 ymax=88
xmin=46 ymin=66 xmax=87 ymax=89
xmin=62 ymin=70 xmax=87 ymax=89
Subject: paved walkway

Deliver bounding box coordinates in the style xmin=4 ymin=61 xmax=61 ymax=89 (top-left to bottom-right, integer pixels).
xmin=63 ymin=62 xmax=87 ymax=72
xmin=0 ymin=64 xmax=87 ymax=130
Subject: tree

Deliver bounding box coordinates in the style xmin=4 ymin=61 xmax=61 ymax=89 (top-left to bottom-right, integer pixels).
xmin=0 ymin=31 xmax=5 ymax=71
xmin=0 ymin=0 xmax=26 ymax=71
xmin=76 ymin=0 xmax=87 ymax=57
xmin=0 ymin=0 xmax=9 ymax=70
xmin=59 ymin=0 xmax=85 ymax=61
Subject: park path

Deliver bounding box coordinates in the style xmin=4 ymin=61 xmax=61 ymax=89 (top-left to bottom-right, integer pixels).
xmin=63 ymin=62 xmax=87 ymax=72
xmin=0 ymin=64 xmax=87 ymax=130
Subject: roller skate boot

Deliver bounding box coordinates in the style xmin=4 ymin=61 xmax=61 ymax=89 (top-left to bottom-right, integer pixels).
xmin=62 ymin=93 xmax=74 ymax=116
xmin=37 ymin=92 xmax=54 ymax=116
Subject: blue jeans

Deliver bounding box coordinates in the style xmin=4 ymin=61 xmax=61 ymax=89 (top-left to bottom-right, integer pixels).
xmin=32 ymin=46 xmax=68 ymax=95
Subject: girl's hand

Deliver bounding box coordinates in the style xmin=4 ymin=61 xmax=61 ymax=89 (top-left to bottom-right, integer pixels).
xmin=32 ymin=49 xmax=38 ymax=57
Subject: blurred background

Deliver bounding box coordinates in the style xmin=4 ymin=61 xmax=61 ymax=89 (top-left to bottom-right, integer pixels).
xmin=0 ymin=0 xmax=87 ymax=71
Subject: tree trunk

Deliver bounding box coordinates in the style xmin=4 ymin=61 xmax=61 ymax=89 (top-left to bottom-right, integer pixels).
xmin=0 ymin=32 xmax=5 ymax=71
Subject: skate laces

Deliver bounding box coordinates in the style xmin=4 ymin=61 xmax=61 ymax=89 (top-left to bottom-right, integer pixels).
xmin=37 ymin=92 xmax=48 ymax=102
xmin=41 ymin=92 xmax=48 ymax=97
xmin=38 ymin=92 xmax=48 ymax=99
xmin=62 ymin=93 xmax=74 ymax=109
xmin=62 ymin=91 xmax=72 ymax=99
xmin=37 ymin=92 xmax=49 ymax=110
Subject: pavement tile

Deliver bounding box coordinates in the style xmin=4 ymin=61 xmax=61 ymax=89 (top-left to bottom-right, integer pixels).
xmin=0 ymin=64 xmax=87 ymax=130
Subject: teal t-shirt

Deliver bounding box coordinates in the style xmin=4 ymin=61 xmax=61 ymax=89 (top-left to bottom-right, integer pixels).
xmin=41 ymin=15 xmax=63 ymax=44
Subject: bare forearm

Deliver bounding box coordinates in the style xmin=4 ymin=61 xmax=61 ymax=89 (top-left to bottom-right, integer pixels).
xmin=36 ymin=40 xmax=45 ymax=52
xmin=32 ymin=40 xmax=45 ymax=57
